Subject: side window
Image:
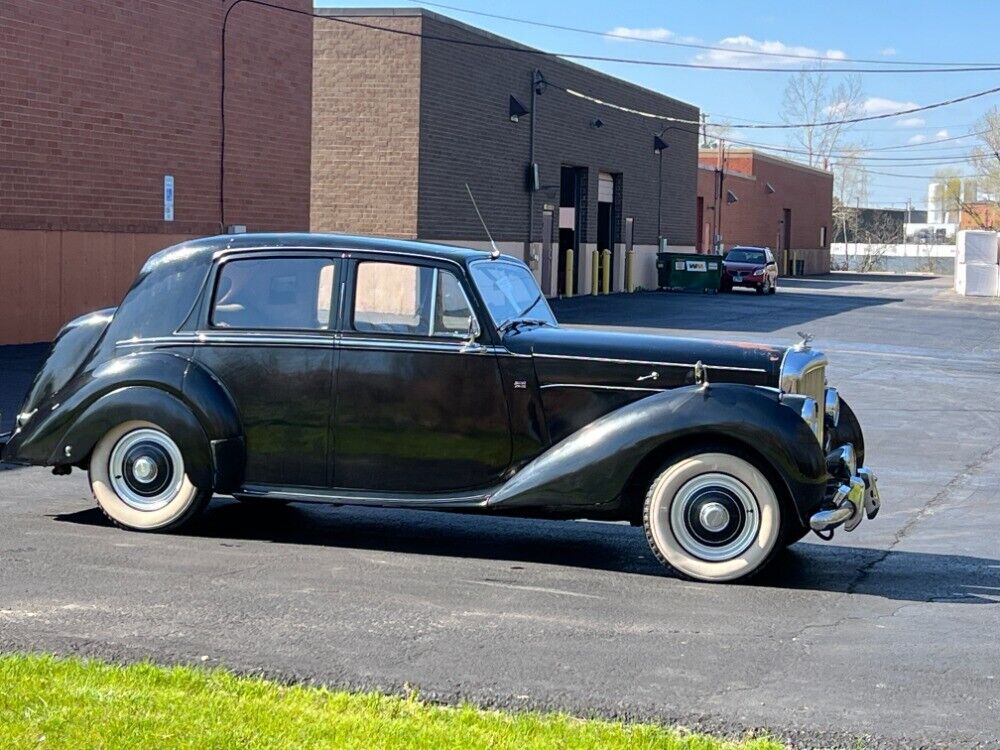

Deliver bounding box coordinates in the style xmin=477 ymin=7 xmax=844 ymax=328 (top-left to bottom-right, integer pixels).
xmin=212 ymin=257 xmax=336 ymax=330
xmin=353 ymin=262 xmax=474 ymax=338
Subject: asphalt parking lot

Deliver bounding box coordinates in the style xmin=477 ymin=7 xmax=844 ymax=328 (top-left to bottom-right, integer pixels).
xmin=1 ymin=273 xmax=998 ymax=749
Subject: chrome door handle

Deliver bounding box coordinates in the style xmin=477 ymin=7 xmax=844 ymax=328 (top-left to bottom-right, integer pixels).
xmin=636 ymin=371 xmax=659 ymax=382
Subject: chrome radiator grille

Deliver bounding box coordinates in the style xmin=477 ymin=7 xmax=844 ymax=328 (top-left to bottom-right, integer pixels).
xmin=780 ymin=348 xmax=829 ymax=445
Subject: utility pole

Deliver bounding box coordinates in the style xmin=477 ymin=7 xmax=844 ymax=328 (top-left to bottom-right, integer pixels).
xmin=700 ymin=113 xmax=709 ymax=148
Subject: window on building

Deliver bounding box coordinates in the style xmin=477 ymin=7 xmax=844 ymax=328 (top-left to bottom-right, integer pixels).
xmin=353 ymin=262 xmax=474 ymax=338
xmin=212 ymin=257 xmax=336 ymax=330
xmin=820 ymin=225 xmax=828 ymax=248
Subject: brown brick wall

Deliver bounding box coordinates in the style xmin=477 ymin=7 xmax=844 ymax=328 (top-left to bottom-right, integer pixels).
xmin=1 ymin=0 xmax=311 ymax=234
xmin=311 ymin=14 xmax=422 ymax=237
xmin=697 ymin=151 xmax=832 ymax=274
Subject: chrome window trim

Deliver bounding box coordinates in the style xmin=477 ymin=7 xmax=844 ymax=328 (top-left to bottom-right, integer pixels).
xmin=468 ymin=257 xmax=558 ymax=330
xmin=115 ymin=333 xmax=500 ymax=356
xmin=534 ymin=352 xmax=768 ymax=374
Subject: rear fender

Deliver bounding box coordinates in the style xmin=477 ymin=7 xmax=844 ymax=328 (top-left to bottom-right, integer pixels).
xmin=56 ymin=386 xmax=216 ymax=489
xmin=9 ymin=352 xmax=243 ymax=491
xmin=488 ymin=384 xmax=827 ymax=524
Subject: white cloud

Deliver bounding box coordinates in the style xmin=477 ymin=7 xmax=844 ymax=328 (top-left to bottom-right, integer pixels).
xmin=607 ymin=26 xmax=674 ymax=42
xmin=936 ymin=129 xmax=950 ymax=139
xmin=908 ymin=134 xmax=927 ymax=144
xmin=861 ymin=97 xmax=920 ymax=115
xmin=896 ymin=117 xmax=925 ymax=128
xmin=880 ymin=47 xmax=897 ymax=56
xmin=692 ymin=35 xmax=846 ymax=67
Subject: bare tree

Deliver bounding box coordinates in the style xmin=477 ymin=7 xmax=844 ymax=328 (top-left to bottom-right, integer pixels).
xmin=781 ymin=68 xmax=864 ymax=167
xmin=965 ymin=107 xmax=1000 ymax=229
xmin=830 ymin=144 xmax=869 ymax=269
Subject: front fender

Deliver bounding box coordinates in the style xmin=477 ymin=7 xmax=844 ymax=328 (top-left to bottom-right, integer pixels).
xmin=488 ymin=384 xmax=827 ymax=523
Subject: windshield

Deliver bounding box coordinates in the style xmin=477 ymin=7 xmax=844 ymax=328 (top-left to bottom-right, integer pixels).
xmin=470 ymin=261 xmax=558 ymax=329
xmin=726 ymin=249 xmax=766 ymax=264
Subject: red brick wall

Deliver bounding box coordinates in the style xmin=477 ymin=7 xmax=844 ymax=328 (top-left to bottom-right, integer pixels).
xmin=0 ymin=0 xmax=312 ymax=234
xmin=0 ymin=0 xmax=312 ymax=344
xmin=697 ymin=151 xmax=832 ymax=274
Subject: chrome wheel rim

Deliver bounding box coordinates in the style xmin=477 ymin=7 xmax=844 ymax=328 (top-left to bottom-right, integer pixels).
xmin=669 ymin=473 xmax=760 ymax=561
xmin=108 ymin=429 xmax=184 ymax=512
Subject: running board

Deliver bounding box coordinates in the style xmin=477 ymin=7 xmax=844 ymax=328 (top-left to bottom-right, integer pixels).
xmin=237 ymin=484 xmax=495 ymax=509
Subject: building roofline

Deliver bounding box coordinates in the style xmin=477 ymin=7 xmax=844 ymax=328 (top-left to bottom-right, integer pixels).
xmin=700 ymin=148 xmax=833 ymax=179
xmin=315 ymin=6 xmax=700 ymax=116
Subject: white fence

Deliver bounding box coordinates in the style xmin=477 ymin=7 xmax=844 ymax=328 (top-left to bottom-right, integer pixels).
xmin=830 ymin=242 xmax=955 ymax=274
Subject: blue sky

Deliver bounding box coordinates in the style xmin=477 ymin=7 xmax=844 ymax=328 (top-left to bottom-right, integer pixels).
xmin=316 ymin=0 xmax=1000 ymax=208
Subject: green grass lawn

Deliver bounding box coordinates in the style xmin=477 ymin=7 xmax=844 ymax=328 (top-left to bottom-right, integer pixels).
xmin=0 ymin=654 xmax=783 ymax=750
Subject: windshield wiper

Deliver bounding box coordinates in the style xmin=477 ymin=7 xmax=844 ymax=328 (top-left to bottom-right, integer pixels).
xmin=497 ymin=318 xmax=553 ymax=334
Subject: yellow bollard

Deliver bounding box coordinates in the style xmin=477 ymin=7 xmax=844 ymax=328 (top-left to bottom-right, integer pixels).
xmin=601 ymin=249 xmax=611 ymax=294
xmin=625 ymin=248 xmax=635 ymax=292
xmin=564 ymin=248 xmax=574 ymax=297
xmin=590 ymin=249 xmax=599 ymax=295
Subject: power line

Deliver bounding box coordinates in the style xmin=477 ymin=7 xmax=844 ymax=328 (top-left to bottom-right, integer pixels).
xmin=298 ymin=5 xmax=1000 ymax=74
xmin=404 ymin=0 xmax=1000 ymax=69
xmin=552 ymin=80 xmax=1000 ymax=129
xmin=723 ymin=138 xmax=976 ymax=162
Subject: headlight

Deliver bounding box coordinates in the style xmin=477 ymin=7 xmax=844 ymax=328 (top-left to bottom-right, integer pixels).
xmin=753 ymin=267 xmax=765 ymax=275
xmin=824 ymin=387 xmax=840 ymax=427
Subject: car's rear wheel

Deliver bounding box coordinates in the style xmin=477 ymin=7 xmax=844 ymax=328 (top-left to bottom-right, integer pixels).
xmin=89 ymin=421 xmax=211 ymax=531
xmin=643 ymin=451 xmax=782 ymax=582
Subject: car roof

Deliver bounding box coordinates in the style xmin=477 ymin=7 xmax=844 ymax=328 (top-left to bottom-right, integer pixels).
xmin=727 ymin=246 xmax=768 ymax=252
xmin=150 ymin=233 xmax=501 ymax=268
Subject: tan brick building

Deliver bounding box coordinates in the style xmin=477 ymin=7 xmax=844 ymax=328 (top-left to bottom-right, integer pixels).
xmin=311 ymin=8 xmax=700 ymax=295
xmin=697 ymin=149 xmax=833 ymax=275
xmin=0 ymin=0 xmax=313 ymax=345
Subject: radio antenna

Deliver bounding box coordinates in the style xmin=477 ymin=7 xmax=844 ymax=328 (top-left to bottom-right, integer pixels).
xmin=465 ymin=183 xmax=501 ymax=259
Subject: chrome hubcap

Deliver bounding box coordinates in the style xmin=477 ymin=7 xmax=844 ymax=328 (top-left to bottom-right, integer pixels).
xmin=699 ymin=501 xmax=730 ymax=532
xmin=109 ymin=429 xmax=184 ymax=512
xmin=669 ymin=473 xmax=760 ymax=562
xmin=132 ymin=456 xmax=158 ymax=484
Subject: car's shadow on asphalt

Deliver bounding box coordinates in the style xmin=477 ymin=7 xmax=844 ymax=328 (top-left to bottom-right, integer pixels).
xmin=55 ymin=499 xmax=999 ymax=605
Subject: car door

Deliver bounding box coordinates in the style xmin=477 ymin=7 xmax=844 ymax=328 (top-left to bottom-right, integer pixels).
xmin=332 ymin=256 xmax=512 ymax=494
xmin=194 ymin=253 xmax=341 ymax=488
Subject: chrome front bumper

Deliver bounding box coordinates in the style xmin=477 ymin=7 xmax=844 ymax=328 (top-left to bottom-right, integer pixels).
xmin=810 ymin=444 xmax=881 ymax=534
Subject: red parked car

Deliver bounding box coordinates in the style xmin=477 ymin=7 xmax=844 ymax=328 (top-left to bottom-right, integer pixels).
xmin=721 ymin=246 xmax=778 ymax=295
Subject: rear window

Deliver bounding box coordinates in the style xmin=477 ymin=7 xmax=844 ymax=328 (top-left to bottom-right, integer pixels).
xmin=212 ymin=258 xmax=336 ymax=330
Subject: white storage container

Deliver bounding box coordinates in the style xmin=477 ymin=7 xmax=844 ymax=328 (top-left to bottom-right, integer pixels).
xmin=956 ymin=230 xmax=999 ymax=265
xmin=954 ymin=262 xmax=1000 ymax=297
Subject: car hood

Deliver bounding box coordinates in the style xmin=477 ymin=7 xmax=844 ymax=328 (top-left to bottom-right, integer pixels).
xmin=503 ymin=325 xmax=785 ymax=389
xmin=724 ymin=260 xmax=765 ymax=272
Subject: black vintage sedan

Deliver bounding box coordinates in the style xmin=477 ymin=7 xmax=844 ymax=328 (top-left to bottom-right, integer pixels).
xmin=0 ymin=234 xmax=881 ymax=582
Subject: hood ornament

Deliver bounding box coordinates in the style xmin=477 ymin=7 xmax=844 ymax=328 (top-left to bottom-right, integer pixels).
xmin=794 ymin=331 xmax=814 ymax=351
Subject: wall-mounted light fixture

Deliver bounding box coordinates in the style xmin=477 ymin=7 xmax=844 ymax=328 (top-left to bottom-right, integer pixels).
xmin=590 ymin=118 xmax=605 ymax=129
xmin=765 ymin=182 xmax=775 ymax=194
xmin=653 ymin=135 xmax=669 ymax=154
xmin=726 ymin=190 xmax=739 ymax=204
xmin=509 ymin=94 xmax=530 ymax=123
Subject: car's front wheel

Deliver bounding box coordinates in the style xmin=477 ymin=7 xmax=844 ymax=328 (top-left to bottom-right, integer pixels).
xmin=643 ymin=451 xmax=782 ymax=582
xmin=89 ymin=421 xmax=211 ymax=531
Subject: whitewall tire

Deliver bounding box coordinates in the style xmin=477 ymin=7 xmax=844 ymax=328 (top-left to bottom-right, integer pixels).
xmin=89 ymin=421 xmax=211 ymax=531
xmin=643 ymin=452 xmax=782 ymax=583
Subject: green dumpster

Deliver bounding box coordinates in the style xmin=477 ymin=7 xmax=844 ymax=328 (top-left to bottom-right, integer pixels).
xmin=656 ymin=252 xmax=722 ymax=293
